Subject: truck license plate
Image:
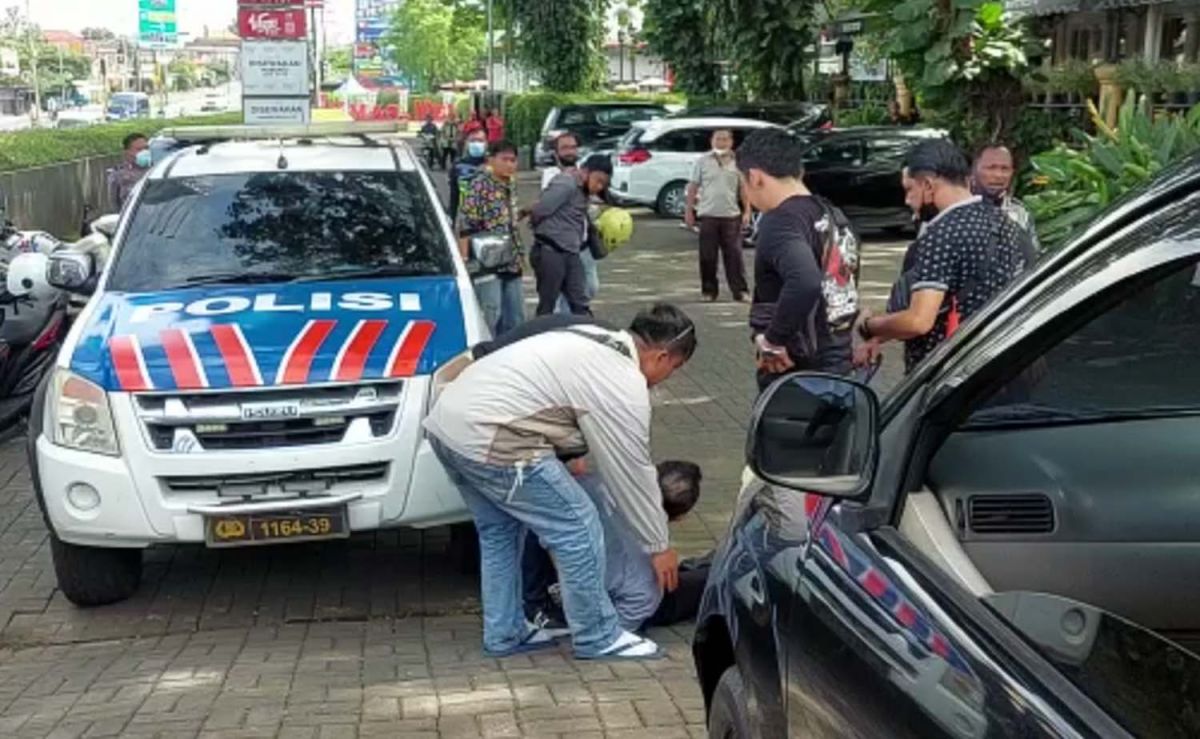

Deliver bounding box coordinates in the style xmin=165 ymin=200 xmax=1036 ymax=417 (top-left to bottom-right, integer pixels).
xmin=205 ymin=506 xmax=348 ymax=547
xmin=240 ymin=401 xmax=301 ymax=421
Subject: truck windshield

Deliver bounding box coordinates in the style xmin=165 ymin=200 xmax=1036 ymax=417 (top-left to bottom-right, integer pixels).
xmin=107 ymin=171 xmax=454 ymax=292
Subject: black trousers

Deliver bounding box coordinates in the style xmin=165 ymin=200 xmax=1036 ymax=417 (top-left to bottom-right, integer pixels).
xmin=531 ymin=241 xmax=590 ymax=316
xmin=699 ymin=216 xmax=748 ymax=298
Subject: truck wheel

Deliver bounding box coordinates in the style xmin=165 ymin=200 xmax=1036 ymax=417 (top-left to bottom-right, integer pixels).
xmin=449 ymin=522 xmax=480 ymax=575
xmin=708 ymin=666 xmax=753 ymax=739
xmin=50 ymin=534 xmax=142 ymax=607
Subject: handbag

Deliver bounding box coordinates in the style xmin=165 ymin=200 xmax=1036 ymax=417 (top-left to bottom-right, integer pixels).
xmin=470 ymin=232 xmax=517 ymax=272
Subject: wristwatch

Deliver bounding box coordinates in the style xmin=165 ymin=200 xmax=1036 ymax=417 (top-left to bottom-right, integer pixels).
xmin=858 ymin=316 xmax=875 ymax=341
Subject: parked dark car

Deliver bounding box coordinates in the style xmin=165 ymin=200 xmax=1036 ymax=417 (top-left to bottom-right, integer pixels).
xmin=535 ymin=102 xmax=669 ymax=166
xmin=693 ymin=157 xmax=1200 ymax=738
xmin=797 ymin=126 xmax=946 ymax=232
xmin=682 ymin=101 xmax=831 ymax=132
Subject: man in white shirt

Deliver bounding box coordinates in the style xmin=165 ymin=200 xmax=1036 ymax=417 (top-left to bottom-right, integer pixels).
xmin=424 ymin=304 xmax=697 ymax=660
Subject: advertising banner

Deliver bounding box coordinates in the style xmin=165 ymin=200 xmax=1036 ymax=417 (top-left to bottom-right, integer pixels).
xmin=241 ymin=40 xmax=310 ymax=97
xmin=244 ymin=97 xmax=312 ymax=125
xmin=238 ymin=9 xmax=309 ymax=39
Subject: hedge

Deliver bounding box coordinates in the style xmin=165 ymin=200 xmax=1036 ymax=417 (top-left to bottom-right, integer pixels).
xmin=503 ymin=92 xmax=685 ymax=148
xmin=0 ymin=113 xmax=243 ymax=173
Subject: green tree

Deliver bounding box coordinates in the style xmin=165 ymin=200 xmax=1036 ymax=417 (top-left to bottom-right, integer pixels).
xmin=168 ymin=58 xmax=198 ymax=92
xmin=859 ymin=0 xmax=1031 ymax=147
xmin=326 ymin=46 xmax=353 ymax=80
xmin=510 ymin=0 xmax=608 ymax=92
xmin=206 ymin=59 xmax=231 ymax=85
xmin=641 ymin=0 xmax=722 ymax=95
xmin=715 ymin=0 xmax=815 ymax=99
xmin=81 ymin=27 xmax=114 ymax=41
xmin=384 ymin=0 xmax=484 ymax=92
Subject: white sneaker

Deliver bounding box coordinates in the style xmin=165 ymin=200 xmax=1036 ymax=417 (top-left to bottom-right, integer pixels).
xmin=582 ymin=630 xmax=664 ymax=661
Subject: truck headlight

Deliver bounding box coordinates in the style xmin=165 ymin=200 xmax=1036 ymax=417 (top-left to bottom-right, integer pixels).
xmin=47 ymin=370 xmax=120 ymax=456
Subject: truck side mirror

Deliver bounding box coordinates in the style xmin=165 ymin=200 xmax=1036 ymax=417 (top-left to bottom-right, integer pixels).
xmin=47 ymin=251 xmax=97 ymax=295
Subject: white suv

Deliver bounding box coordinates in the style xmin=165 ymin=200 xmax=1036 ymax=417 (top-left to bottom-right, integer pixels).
xmin=31 ymin=124 xmax=487 ymax=606
xmin=610 ymin=117 xmax=781 ymax=218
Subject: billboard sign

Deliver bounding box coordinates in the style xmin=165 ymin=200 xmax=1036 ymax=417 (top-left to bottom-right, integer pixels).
xmin=242 ymin=40 xmax=310 ymax=96
xmin=238 ymin=8 xmax=309 ymax=39
xmin=244 ymin=97 xmax=312 ymax=125
xmin=138 ymin=0 xmax=178 ymax=48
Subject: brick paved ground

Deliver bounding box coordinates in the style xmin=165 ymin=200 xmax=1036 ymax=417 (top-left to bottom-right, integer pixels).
xmin=0 ymin=171 xmax=907 ymax=738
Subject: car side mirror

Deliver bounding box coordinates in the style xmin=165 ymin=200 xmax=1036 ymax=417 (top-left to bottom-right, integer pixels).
xmin=47 ymin=251 xmax=97 ymax=295
xmin=747 ymin=373 xmax=879 ymax=499
xmin=90 ymin=214 xmax=119 ymax=239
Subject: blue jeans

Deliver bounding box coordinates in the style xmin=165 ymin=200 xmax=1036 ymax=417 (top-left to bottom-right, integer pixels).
xmin=475 ymin=273 xmax=526 ymax=335
xmin=430 ymin=439 xmax=622 ymax=657
xmin=555 ymin=250 xmax=599 ymax=315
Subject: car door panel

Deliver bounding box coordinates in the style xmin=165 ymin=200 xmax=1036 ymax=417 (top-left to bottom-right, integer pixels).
xmin=782 ymin=498 xmax=1088 ymax=737
xmin=929 ymin=415 xmax=1200 ymax=631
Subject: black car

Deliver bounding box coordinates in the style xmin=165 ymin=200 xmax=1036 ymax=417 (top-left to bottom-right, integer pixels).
xmin=535 ymin=102 xmax=669 ymax=166
xmin=798 ymin=126 xmax=946 ymax=232
xmin=681 ymin=102 xmax=831 ymax=132
xmin=693 ymin=158 xmax=1200 ymax=737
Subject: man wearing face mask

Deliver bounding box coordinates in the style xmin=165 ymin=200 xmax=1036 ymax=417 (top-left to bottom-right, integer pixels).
xmin=686 ymin=128 xmax=751 ymax=302
xmin=539 ymin=132 xmax=602 ymax=313
xmin=449 ymin=129 xmax=490 ymax=223
xmin=972 ymin=143 xmax=1039 ymax=253
xmin=530 ymin=154 xmax=612 ymax=316
xmin=107 ymin=133 xmax=151 ymax=210
xmin=856 ymin=139 xmax=1032 ymax=373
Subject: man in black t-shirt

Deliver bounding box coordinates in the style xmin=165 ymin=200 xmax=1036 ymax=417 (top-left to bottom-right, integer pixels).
xmin=738 ymin=129 xmax=852 ymax=390
xmin=858 ymin=139 xmax=1031 ymax=372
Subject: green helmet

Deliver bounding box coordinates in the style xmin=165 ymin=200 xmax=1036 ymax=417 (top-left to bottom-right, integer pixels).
xmin=595 ymin=207 xmax=634 ymax=252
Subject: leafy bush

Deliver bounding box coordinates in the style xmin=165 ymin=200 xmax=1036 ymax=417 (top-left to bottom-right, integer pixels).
xmin=835 ymin=104 xmax=891 ymax=127
xmin=503 ymin=92 xmax=684 ymax=147
xmin=1026 ymin=60 xmax=1097 ymax=98
xmin=0 ymin=113 xmax=243 ymax=172
xmin=1024 ymin=95 xmax=1200 ymax=248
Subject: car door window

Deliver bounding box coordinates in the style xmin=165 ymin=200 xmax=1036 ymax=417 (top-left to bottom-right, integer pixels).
xmin=805 ymin=139 xmax=862 ymax=167
xmin=558 ymin=109 xmax=594 ymax=127
xmin=650 ymin=130 xmax=708 ymax=154
xmin=866 ymin=137 xmax=913 ymax=165
xmin=967 ymin=256 xmax=1200 ymax=426
xmin=596 ymin=107 xmax=663 ymax=126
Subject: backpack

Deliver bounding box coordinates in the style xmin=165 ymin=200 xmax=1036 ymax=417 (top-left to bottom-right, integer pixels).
xmin=812 ymin=196 xmax=861 ymax=331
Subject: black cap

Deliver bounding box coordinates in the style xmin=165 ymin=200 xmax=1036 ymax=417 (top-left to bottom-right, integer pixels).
xmin=582 ymin=153 xmax=613 ymax=176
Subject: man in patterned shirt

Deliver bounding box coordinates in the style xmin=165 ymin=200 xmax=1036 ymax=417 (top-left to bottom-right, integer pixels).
xmin=857 ymin=139 xmax=1033 ymax=372
xmin=459 ymin=140 xmax=525 ymax=335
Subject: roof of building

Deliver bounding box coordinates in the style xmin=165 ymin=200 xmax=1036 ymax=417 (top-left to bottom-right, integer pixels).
xmin=42 ymin=30 xmax=83 ymax=44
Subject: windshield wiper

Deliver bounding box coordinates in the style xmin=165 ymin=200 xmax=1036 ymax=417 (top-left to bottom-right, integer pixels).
xmin=965 ymin=403 xmax=1100 ymax=427
xmin=292 ymin=264 xmax=440 ymax=282
xmin=165 ymin=272 xmax=300 ymax=289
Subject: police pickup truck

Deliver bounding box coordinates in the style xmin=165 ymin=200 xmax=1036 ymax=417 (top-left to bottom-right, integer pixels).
xmin=31 ymin=123 xmax=486 ymax=605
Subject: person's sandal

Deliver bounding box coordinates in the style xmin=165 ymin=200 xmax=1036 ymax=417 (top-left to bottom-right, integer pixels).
xmin=483 ymin=626 xmax=561 ymax=658
xmin=579 ymin=631 xmax=664 ymax=661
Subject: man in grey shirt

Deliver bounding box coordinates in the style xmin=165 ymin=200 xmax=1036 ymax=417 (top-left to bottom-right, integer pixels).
xmin=686 ymin=129 xmax=752 ymax=301
xmin=530 ymin=154 xmax=611 ymax=316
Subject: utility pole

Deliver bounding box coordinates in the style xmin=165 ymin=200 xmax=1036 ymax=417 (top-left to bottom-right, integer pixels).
xmin=486 ymin=0 xmax=493 ymax=90
xmin=24 ymin=0 xmax=40 ymax=120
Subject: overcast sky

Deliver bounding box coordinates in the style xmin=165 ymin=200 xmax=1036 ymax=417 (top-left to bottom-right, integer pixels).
xmin=21 ymin=0 xmax=358 ymax=44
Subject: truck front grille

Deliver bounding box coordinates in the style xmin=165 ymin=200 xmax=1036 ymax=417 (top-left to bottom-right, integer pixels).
xmin=135 ymin=382 xmax=404 ymax=453
xmin=162 ymin=462 xmax=390 ymax=497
